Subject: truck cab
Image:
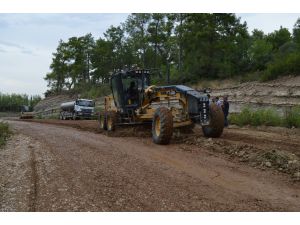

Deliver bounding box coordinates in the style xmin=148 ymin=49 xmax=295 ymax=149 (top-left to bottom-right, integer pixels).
xmin=60 ymin=98 xmax=95 ymax=120
xmin=74 ymin=99 xmax=95 ymax=118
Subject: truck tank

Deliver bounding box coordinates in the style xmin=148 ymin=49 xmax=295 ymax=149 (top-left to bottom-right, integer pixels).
xmin=60 ymin=101 xmax=75 ymax=111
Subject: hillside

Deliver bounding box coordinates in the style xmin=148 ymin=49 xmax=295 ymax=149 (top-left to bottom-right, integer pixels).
xmin=34 ymin=94 xmax=75 ymax=118
xmin=34 ymin=75 xmax=300 ymax=118
xmin=211 ymin=75 xmax=300 ymax=116
xmin=34 ymin=93 xmax=105 ymax=118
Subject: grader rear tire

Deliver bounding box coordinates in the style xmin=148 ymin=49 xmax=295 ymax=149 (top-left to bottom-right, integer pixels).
xmin=152 ymin=107 xmax=173 ymax=145
xmin=98 ymin=112 xmax=107 ymax=130
xmin=107 ymin=111 xmax=118 ymax=131
xmin=202 ymin=103 xmax=224 ymax=138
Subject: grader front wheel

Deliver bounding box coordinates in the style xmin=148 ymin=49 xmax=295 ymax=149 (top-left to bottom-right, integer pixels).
xmin=98 ymin=112 xmax=107 ymax=130
xmin=107 ymin=111 xmax=118 ymax=131
xmin=152 ymin=107 xmax=173 ymax=145
xmin=202 ymin=104 xmax=224 ymax=138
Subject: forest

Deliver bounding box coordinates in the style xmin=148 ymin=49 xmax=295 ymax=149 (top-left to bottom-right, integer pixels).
xmin=0 ymin=93 xmax=41 ymax=112
xmin=42 ymin=13 xmax=300 ymax=96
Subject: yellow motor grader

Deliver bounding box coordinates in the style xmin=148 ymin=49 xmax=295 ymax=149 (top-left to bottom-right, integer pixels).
xmin=99 ymin=69 xmax=224 ymax=144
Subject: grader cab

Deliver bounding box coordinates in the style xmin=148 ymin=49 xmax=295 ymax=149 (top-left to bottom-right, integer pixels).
xmin=99 ymin=69 xmax=224 ymax=144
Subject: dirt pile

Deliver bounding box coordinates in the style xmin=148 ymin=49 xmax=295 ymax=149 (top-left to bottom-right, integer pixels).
xmin=178 ymin=128 xmax=300 ymax=181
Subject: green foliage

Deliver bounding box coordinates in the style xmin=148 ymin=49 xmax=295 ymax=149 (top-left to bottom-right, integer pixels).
xmin=262 ymin=51 xmax=300 ymax=81
xmin=230 ymin=106 xmax=300 ymax=128
xmin=266 ymin=26 xmax=291 ymax=50
xmin=182 ymin=14 xmax=250 ymax=79
xmin=293 ymin=18 xmax=300 ymax=45
xmin=248 ymin=38 xmax=273 ymax=71
xmin=44 ymin=14 xmax=300 ymax=94
xmin=80 ymin=84 xmax=111 ymax=99
xmin=229 ymin=107 xmax=282 ymax=127
xmin=229 ymin=107 xmax=251 ymax=126
xmin=0 ymin=122 xmax=12 ymax=147
xmin=0 ymin=93 xmax=41 ymax=112
xmin=285 ymin=106 xmax=300 ymax=128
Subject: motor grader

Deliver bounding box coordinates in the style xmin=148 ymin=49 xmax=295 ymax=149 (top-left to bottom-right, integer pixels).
xmin=99 ymin=69 xmax=224 ymax=144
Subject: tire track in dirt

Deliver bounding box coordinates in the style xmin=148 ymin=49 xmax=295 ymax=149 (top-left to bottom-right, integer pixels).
xmin=3 ymin=120 xmax=300 ymax=211
xmin=28 ymin=145 xmax=38 ymax=212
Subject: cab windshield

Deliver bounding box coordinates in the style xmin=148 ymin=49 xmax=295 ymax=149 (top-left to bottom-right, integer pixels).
xmin=77 ymin=100 xmax=94 ymax=107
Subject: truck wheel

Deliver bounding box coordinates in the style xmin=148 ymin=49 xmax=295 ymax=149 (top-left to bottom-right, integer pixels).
xmin=98 ymin=112 xmax=107 ymax=130
xmin=202 ymin=103 xmax=224 ymax=138
xmin=152 ymin=107 xmax=173 ymax=145
xmin=72 ymin=113 xmax=77 ymax=120
xmin=106 ymin=111 xmax=117 ymax=131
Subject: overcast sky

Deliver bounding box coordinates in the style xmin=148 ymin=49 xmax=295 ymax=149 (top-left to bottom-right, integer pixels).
xmin=1 ymin=13 xmax=300 ymax=97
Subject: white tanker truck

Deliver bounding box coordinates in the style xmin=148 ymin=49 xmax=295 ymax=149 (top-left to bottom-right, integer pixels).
xmin=60 ymin=99 xmax=95 ymax=120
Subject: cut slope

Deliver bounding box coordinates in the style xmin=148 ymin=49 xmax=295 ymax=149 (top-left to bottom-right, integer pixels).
xmin=211 ymin=76 xmax=300 ymax=115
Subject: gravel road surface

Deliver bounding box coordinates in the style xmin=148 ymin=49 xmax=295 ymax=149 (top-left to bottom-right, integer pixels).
xmin=1 ymin=120 xmax=299 ymax=211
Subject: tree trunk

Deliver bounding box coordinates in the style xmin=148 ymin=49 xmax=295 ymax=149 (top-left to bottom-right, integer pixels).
xmin=166 ymin=62 xmax=170 ymax=84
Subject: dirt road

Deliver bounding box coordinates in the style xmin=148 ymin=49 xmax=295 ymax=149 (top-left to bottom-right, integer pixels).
xmin=1 ymin=119 xmax=299 ymax=211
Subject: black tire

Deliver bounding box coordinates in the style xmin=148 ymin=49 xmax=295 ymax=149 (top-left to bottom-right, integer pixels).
xmin=72 ymin=112 xmax=77 ymax=120
xmin=98 ymin=112 xmax=107 ymax=130
xmin=152 ymin=107 xmax=173 ymax=145
xmin=107 ymin=111 xmax=118 ymax=131
xmin=202 ymin=103 xmax=224 ymax=138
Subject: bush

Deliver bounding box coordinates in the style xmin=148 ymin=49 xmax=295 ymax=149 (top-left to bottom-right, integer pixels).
xmin=261 ymin=52 xmax=300 ymax=81
xmin=0 ymin=122 xmax=12 ymax=147
xmin=229 ymin=107 xmax=282 ymax=127
xmin=230 ymin=106 xmax=300 ymax=128
xmin=68 ymin=84 xmax=111 ymax=99
xmin=77 ymin=84 xmax=111 ymax=99
xmin=229 ymin=107 xmax=252 ymax=126
xmin=285 ymin=106 xmax=300 ymax=128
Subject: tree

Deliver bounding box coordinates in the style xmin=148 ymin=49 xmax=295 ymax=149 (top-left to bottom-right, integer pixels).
xmin=267 ymin=26 xmax=291 ymax=50
xmin=248 ymin=38 xmax=273 ymax=71
xmin=147 ymin=13 xmax=165 ymax=69
xmin=125 ymin=13 xmax=151 ymax=67
xmin=104 ymin=25 xmax=125 ymax=71
xmin=174 ymin=13 xmax=188 ymax=73
xmin=90 ymin=38 xmax=114 ymax=84
xmin=182 ymin=13 xmax=249 ymax=80
xmin=44 ymin=13 xmax=300 ymax=95
xmin=0 ymin=93 xmax=41 ymax=112
xmin=293 ymin=18 xmax=300 ymax=45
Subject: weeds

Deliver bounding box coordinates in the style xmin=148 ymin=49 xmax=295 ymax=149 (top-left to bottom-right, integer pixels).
xmin=0 ymin=122 xmax=12 ymax=147
xmin=229 ymin=106 xmax=300 ymax=128
xmin=285 ymin=106 xmax=300 ymax=128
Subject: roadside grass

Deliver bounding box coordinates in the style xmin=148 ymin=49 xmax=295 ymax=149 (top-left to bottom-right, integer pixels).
xmin=285 ymin=106 xmax=300 ymax=128
xmin=0 ymin=122 xmax=12 ymax=147
xmin=229 ymin=106 xmax=300 ymax=128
